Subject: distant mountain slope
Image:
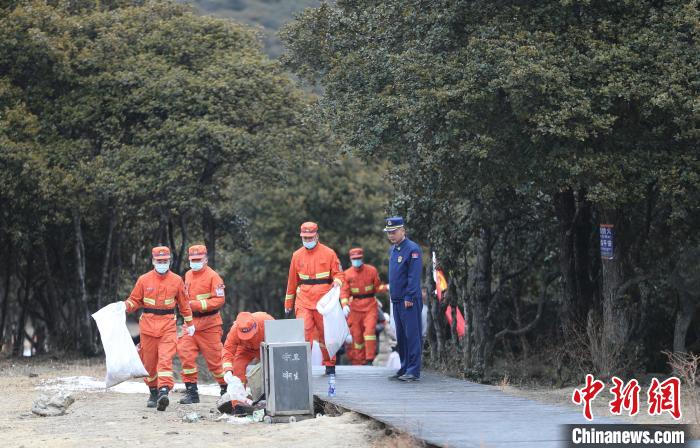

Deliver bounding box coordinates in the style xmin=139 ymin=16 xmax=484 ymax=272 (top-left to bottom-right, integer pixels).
xmin=183 ymin=0 xmax=320 ymax=57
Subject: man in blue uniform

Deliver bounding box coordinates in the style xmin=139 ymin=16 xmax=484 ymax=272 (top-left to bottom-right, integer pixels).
xmin=385 ymin=216 xmax=423 ymax=381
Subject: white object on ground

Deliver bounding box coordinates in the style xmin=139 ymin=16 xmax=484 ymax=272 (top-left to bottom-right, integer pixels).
xmin=311 ymin=341 xmax=322 ymax=366
xmin=38 ymin=376 xmax=223 ymax=396
xmin=217 ymin=375 xmax=252 ymax=408
xmin=386 ymin=351 xmax=401 ymax=369
xmin=92 ymin=302 xmax=148 ymax=387
xmin=315 ymin=285 xmax=350 ymax=358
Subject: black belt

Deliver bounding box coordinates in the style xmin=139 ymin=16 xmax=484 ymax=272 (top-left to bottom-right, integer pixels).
xmin=142 ymin=308 xmax=174 ymax=315
xmin=353 ymin=293 xmax=375 ymax=299
xmin=299 ymin=278 xmax=332 ymax=285
xmin=193 ymin=309 xmax=220 ymax=317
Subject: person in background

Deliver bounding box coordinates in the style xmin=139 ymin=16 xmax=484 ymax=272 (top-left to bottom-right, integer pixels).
xmin=123 ymin=246 xmax=193 ymax=410
xmin=384 ymin=217 xmax=423 ymax=382
xmin=284 ymin=222 xmax=344 ymax=375
xmin=177 ymin=244 xmax=228 ymax=404
xmin=340 ymin=247 xmax=388 ymax=366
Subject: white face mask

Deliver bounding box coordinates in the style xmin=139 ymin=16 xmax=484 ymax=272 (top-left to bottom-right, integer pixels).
xmin=190 ymin=261 xmax=204 ymax=271
xmin=154 ymin=262 xmax=170 ymax=274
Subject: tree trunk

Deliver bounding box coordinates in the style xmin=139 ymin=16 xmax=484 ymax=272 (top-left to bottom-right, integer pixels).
xmin=469 ymin=225 xmax=493 ymax=375
xmin=12 ymin=256 xmax=32 ymax=357
xmin=204 ymin=208 xmax=216 ymax=268
xmin=598 ymin=209 xmax=637 ymax=376
xmin=97 ymin=208 xmax=117 ymax=311
xmin=555 ymin=187 xmax=595 ymax=336
xmin=0 ymin=250 xmax=12 ymax=352
xmin=73 ymin=209 xmax=97 ymax=356
xmin=424 ymin=265 xmax=438 ymax=362
xmin=673 ymin=291 xmax=698 ymax=353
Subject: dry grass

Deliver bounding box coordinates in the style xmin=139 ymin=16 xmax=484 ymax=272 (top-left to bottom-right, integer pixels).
xmin=663 ymin=350 xmax=700 ymax=425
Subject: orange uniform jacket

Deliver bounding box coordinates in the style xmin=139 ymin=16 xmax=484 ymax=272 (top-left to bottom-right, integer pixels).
xmin=221 ymin=312 xmax=275 ymax=370
xmin=285 ymin=243 xmax=344 ymax=310
xmin=184 ymin=265 xmax=225 ymax=332
xmin=341 ymin=264 xmax=387 ymax=312
xmin=125 ymin=270 xmax=193 ymax=337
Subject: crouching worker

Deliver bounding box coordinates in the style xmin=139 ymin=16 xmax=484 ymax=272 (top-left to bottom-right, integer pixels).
xmin=217 ymin=311 xmax=274 ymax=415
xmin=123 ymin=246 xmax=193 ymax=411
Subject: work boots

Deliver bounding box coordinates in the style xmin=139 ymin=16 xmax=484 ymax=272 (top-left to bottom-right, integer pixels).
xmin=325 ymin=366 xmax=335 ymax=375
xmin=220 ymin=384 xmax=228 ymax=396
xmin=179 ymin=383 xmax=200 ymax=404
xmin=146 ymin=387 xmax=158 ymax=408
xmin=156 ymin=387 xmax=170 ymax=411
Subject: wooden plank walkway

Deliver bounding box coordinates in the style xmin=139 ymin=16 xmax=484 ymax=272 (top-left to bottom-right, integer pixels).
xmin=311 ymin=366 xmax=604 ymax=448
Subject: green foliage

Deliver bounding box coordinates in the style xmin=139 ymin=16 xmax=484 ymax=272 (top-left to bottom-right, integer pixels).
xmin=282 ymin=0 xmax=700 ymax=376
xmin=0 ymin=0 xmax=391 ymax=354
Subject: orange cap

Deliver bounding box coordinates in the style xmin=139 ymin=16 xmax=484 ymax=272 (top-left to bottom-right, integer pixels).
xmin=349 ymin=247 xmax=364 ymax=259
xmin=188 ymin=244 xmax=207 ymax=260
xmin=299 ymin=222 xmax=318 ymax=237
xmin=235 ymin=312 xmax=258 ymax=341
xmin=151 ymin=246 xmax=171 ymax=260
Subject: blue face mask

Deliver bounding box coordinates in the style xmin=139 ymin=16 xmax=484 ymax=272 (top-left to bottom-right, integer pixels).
xmin=351 ymin=259 xmax=363 ymax=268
xmin=154 ymin=262 xmax=169 ymax=274
xmin=190 ymin=261 xmax=204 ymax=271
xmin=303 ymin=240 xmax=317 ymax=250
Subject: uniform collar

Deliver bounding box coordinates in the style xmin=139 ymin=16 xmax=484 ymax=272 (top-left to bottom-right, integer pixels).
xmin=394 ymin=237 xmax=407 ymax=251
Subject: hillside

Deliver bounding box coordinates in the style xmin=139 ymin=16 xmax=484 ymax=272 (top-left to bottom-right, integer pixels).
xmin=183 ymin=0 xmax=320 ymax=57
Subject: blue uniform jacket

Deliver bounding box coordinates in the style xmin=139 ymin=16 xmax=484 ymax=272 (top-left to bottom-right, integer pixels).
xmin=388 ymin=237 xmax=422 ymax=303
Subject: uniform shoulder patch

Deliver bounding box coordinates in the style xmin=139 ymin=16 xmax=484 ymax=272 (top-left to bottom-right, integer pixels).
xmin=215 ymin=283 xmax=225 ymax=297
xmin=411 ymin=252 xmax=420 ymax=259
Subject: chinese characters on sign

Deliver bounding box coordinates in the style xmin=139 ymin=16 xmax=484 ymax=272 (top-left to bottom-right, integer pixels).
xmin=600 ymin=224 xmax=614 ymax=260
xmin=572 ymin=375 xmax=682 ymax=421
xmin=281 ymin=352 xmax=302 ymax=381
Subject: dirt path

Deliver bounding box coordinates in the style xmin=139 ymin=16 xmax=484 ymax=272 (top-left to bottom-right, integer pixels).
xmin=1 ymin=357 xmax=394 ymax=448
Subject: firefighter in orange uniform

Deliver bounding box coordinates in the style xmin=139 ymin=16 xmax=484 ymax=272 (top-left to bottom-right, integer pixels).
xmin=124 ymin=246 xmax=193 ymax=411
xmin=284 ymin=222 xmax=344 ymax=375
xmin=177 ymin=244 xmax=228 ymax=404
xmin=341 ymin=247 xmax=387 ymax=365
xmin=217 ymin=311 xmax=274 ymax=415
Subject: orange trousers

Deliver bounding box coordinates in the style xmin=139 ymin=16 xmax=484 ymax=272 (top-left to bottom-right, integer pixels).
xmin=139 ymin=327 xmax=177 ymax=389
xmin=296 ymin=306 xmax=335 ymax=367
xmin=348 ymin=305 xmax=378 ymax=363
xmin=345 ymin=341 xmax=365 ymax=365
xmin=177 ymin=325 xmax=225 ymax=385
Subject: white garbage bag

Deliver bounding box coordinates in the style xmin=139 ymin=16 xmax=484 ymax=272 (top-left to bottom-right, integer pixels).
xmin=92 ymin=302 xmax=148 ymax=388
xmin=218 ymin=375 xmax=252 ymax=408
xmin=315 ymin=285 xmax=349 ymax=358
xmin=386 ymin=351 xmax=401 ymax=369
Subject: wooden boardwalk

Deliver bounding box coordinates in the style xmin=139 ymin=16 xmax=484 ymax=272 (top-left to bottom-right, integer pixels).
xmin=311 ymin=366 xmax=603 ymax=448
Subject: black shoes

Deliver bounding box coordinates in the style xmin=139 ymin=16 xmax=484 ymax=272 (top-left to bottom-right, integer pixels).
xmin=217 ymin=399 xmax=260 ymax=416
xmin=179 ymin=382 xmax=200 ymax=404
xmin=220 ymin=384 xmax=228 ymax=396
xmin=156 ymin=387 xmax=170 ymax=411
xmin=146 ymin=387 xmax=158 ymax=408
xmin=365 ymin=360 xmax=374 ymax=366
xmin=325 ymin=366 xmax=336 ymax=375
xmin=388 ymin=371 xmax=404 ymax=380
